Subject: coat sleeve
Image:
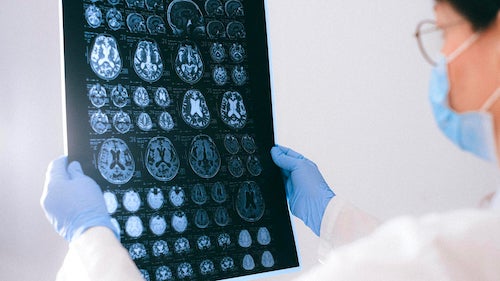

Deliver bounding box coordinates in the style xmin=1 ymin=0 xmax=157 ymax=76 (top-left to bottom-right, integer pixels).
xmin=318 ymin=196 xmax=381 ymax=262
xmin=299 ymin=208 xmax=500 ymax=281
xmin=56 ymin=227 xmax=143 ymax=281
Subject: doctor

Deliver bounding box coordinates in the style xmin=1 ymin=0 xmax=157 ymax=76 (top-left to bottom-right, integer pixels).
xmin=42 ymin=0 xmax=500 ymax=280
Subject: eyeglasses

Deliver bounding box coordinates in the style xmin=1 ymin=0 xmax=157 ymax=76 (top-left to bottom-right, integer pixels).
xmin=414 ymin=19 xmax=466 ymax=66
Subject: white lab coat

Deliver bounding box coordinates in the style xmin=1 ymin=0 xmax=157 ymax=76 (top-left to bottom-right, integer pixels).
xmin=57 ymin=192 xmax=500 ymax=281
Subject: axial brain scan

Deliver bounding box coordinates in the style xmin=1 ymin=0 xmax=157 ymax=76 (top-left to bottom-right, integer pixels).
xmin=145 ymin=137 xmax=180 ymax=181
xmin=236 ymin=181 xmax=265 ymax=222
xmin=98 ymin=138 xmax=135 ymax=184
xmin=90 ymin=34 xmax=122 ymax=80
xmin=188 ymin=135 xmax=221 ymax=179
xmin=220 ymin=91 xmax=247 ymax=129
xmin=181 ymin=89 xmax=210 ymax=129
xmin=133 ymin=40 xmax=164 ymax=82
xmin=174 ymin=42 xmax=204 ymax=84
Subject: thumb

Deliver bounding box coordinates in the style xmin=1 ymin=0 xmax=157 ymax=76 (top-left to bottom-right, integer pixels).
xmin=271 ymin=146 xmax=302 ymax=171
xmin=67 ymin=161 xmax=85 ymax=179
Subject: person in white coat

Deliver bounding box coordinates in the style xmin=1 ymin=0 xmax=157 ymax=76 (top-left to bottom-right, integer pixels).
xmin=41 ymin=0 xmax=500 ymax=280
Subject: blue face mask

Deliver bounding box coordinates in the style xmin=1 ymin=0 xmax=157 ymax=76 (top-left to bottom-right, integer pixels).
xmin=429 ymin=33 xmax=500 ymax=163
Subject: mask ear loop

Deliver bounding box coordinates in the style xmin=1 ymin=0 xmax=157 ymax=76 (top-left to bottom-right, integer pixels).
xmin=480 ymin=88 xmax=500 ymax=111
xmin=446 ymin=33 xmax=481 ymax=63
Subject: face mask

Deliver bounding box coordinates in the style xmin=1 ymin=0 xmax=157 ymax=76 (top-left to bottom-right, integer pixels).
xmin=429 ymin=33 xmax=500 ymax=163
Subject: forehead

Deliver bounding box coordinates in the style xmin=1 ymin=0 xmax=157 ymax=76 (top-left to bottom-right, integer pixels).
xmin=434 ymin=1 xmax=465 ymax=26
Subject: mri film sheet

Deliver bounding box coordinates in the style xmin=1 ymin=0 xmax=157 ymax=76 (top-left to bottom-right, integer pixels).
xmin=61 ymin=0 xmax=299 ymax=280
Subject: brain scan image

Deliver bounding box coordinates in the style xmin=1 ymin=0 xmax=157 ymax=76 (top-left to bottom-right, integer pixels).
xmin=146 ymin=0 xmax=163 ymax=10
xmin=90 ymin=110 xmax=110 ymax=134
xmin=197 ymin=235 xmax=211 ymax=250
xmin=146 ymin=187 xmax=164 ymax=210
xmin=126 ymin=13 xmax=146 ymax=33
xmin=125 ymin=216 xmax=144 ymax=238
xmin=145 ymin=137 xmax=180 ymax=181
xmin=220 ymin=257 xmax=235 ymax=272
xmin=236 ymin=181 xmax=265 ymax=222
xmin=152 ymin=240 xmax=169 ymax=257
xmin=123 ymin=190 xmax=141 ymax=212
xmin=167 ymin=0 xmax=205 ymax=36
xmin=112 ymin=111 xmax=132 ymax=134
xmin=194 ymin=209 xmax=209 ymax=229
xmin=224 ymin=134 xmax=240 ymax=154
xmin=108 ymin=0 xmax=120 ymax=5
xmin=168 ymin=186 xmax=185 ymax=207
xmin=155 ymin=266 xmax=173 ymax=281
xmin=225 ymin=0 xmax=244 ymax=17
xmin=238 ymin=229 xmax=252 ymax=248
xmin=129 ymin=243 xmax=147 ymax=260
xmin=126 ymin=0 xmax=145 ymax=8
xmin=214 ymin=206 xmax=229 ymax=226
xmin=177 ymin=263 xmax=194 ymax=279
xmin=103 ymin=191 xmax=118 ymax=214
xmin=174 ymin=237 xmax=190 ymax=254
xmin=146 ymin=15 xmax=166 ymax=34
xmin=246 ymin=155 xmax=263 ymax=177
xmin=149 ymin=215 xmax=167 ymax=236
xmin=98 ymin=138 xmax=135 ymax=184
xmin=199 ymin=259 xmax=215 ymax=275
xmin=140 ymin=270 xmax=150 ymax=281
xmin=257 ymin=227 xmax=271 ymax=245
xmin=191 ymin=184 xmax=208 ymax=205
xmin=171 ymin=211 xmax=188 ymax=233
xmin=137 ymin=112 xmax=153 ymax=131
xmin=242 ymin=254 xmax=255 ymax=271
xmin=209 ymin=43 xmax=226 ymax=63
xmin=106 ymin=8 xmax=123 ymax=31
xmin=204 ymin=0 xmax=224 ymax=16
xmin=231 ymin=66 xmax=247 ymax=86
xmin=217 ymin=233 xmax=231 ymax=248
xmin=133 ymin=87 xmax=149 ymax=107
xmin=227 ymin=21 xmax=246 ymax=39
xmin=181 ymin=90 xmax=210 ymax=129
xmin=212 ymin=65 xmax=228 ymax=86
xmin=220 ymin=91 xmax=247 ymax=129
xmin=85 ymin=5 xmax=102 ymax=28
xmin=133 ymin=40 xmax=164 ymax=83
xmin=207 ymin=20 xmax=225 ymax=39
xmin=229 ymin=43 xmax=245 ymax=63
xmin=111 ymin=84 xmax=128 ymax=108
xmin=159 ymin=112 xmax=175 ymax=131
xmin=261 ymin=251 xmax=275 ymax=268
xmin=188 ymin=135 xmax=221 ymax=179
xmin=111 ymin=218 xmax=121 ymax=236
xmin=211 ymin=182 xmax=227 ymax=203
xmin=241 ymin=134 xmax=256 ymax=153
xmin=89 ymin=83 xmax=107 ymax=108
xmin=174 ymin=43 xmax=204 ymax=84
xmin=154 ymin=87 xmax=171 ymax=107
xmin=90 ymin=34 xmax=122 ymax=81
xmin=227 ymin=156 xmax=244 ymax=178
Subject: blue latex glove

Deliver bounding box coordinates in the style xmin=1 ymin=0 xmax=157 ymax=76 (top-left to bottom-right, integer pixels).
xmin=40 ymin=156 xmax=118 ymax=242
xmin=271 ymin=145 xmax=335 ymax=236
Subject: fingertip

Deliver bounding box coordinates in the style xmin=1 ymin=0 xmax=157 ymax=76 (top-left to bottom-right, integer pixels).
xmin=68 ymin=161 xmax=84 ymax=178
xmin=46 ymin=156 xmax=69 ymax=180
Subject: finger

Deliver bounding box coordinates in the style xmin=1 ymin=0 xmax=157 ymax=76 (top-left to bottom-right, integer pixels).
xmin=46 ymin=156 xmax=69 ymax=181
xmin=271 ymin=146 xmax=301 ymax=171
xmin=274 ymin=145 xmax=305 ymax=159
xmin=68 ymin=161 xmax=85 ymax=179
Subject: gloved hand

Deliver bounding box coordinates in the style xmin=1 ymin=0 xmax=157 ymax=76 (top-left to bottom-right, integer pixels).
xmin=271 ymin=145 xmax=335 ymax=236
xmin=40 ymin=156 xmax=118 ymax=242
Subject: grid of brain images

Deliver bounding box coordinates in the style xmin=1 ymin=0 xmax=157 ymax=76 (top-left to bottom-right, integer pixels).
xmin=82 ymin=0 xmax=276 ymax=280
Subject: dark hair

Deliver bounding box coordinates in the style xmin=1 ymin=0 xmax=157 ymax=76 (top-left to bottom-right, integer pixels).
xmin=443 ymin=0 xmax=500 ymax=30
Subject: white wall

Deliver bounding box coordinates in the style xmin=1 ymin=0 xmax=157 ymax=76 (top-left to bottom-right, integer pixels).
xmin=1 ymin=0 xmax=498 ymax=280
